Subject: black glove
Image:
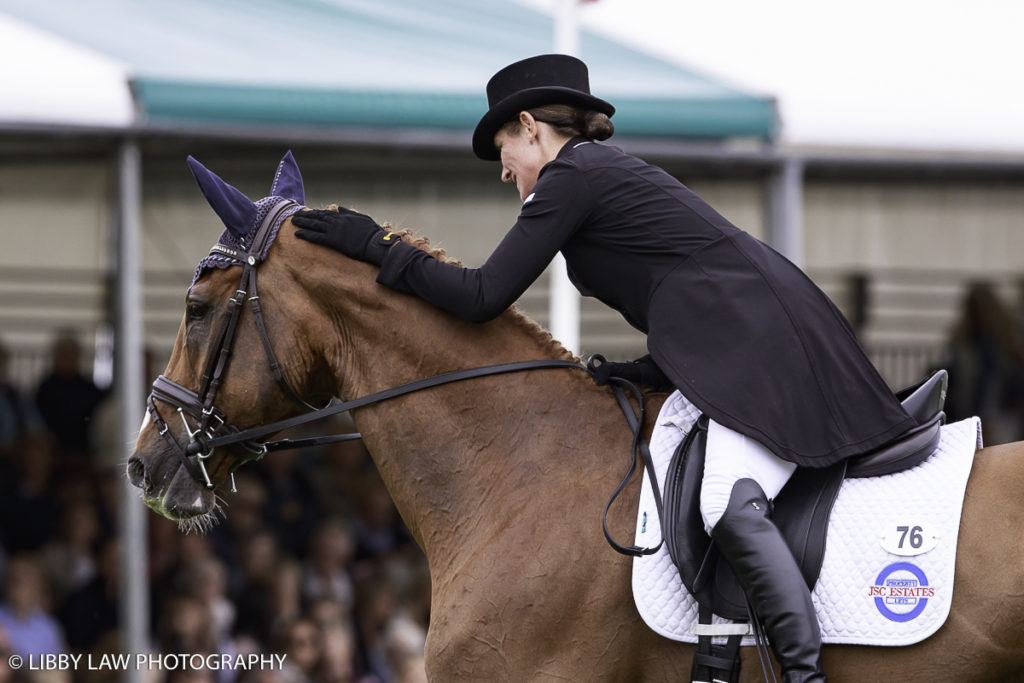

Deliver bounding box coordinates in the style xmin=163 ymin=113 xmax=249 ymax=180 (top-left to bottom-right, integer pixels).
xmin=292 ymin=207 xmax=400 ymax=266
xmin=591 ymin=354 xmax=672 ymax=390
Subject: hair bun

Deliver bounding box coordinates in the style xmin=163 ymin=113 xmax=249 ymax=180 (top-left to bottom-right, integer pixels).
xmin=582 ymin=111 xmax=614 ymax=141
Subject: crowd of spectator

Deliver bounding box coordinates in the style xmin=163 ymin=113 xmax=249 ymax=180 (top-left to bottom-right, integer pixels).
xmin=0 ymin=331 xmax=430 ymax=683
xmin=4 ymin=280 xmax=1024 ymax=683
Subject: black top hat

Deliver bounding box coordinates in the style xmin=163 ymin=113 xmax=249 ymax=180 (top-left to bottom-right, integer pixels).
xmin=472 ymin=54 xmax=615 ymax=161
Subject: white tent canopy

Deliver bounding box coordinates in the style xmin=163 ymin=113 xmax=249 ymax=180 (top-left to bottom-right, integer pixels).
xmin=0 ymin=13 xmax=132 ymax=128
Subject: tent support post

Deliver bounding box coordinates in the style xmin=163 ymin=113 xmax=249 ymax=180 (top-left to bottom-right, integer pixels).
xmin=117 ymin=137 xmax=148 ymax=681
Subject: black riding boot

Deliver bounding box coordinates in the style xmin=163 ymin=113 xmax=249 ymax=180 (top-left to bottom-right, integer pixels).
xmin=711 ymin=478 xmax=827 ymax=683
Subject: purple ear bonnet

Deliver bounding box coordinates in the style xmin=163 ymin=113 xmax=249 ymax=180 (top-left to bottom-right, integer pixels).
xmin=269 ymin=150 xmax=305 ymax=204
xmin=187 ymin=156 xmax=258 ymax=236
xmin=189 ymin=151 xmax=305 ymax=285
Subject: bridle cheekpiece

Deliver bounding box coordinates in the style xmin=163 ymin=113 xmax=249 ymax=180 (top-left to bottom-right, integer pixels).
xmin=147 ymin=198 xmax=310 ymax=491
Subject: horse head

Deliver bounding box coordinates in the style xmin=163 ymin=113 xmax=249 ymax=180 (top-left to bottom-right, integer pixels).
xmin=127 ymin=148 xmax=576 ymax=535
xmin=126 ymin=151 xmax=343 ymax=530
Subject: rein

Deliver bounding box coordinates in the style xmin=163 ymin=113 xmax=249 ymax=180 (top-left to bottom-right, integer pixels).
xmin=184 ymin=359 xmax=588 ymax=456
xmin=147 ymin=199 xmax=660 ymax=556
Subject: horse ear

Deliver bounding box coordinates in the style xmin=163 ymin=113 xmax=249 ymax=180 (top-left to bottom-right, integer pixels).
xmin=269 ymin=150 xmax=305 ymax=204
xmin=186 ymin=155 xmax=258 ymax=237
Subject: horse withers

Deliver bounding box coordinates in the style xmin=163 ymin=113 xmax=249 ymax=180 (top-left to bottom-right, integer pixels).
xmin=127 ymin=152 xmax=1024 ymax=682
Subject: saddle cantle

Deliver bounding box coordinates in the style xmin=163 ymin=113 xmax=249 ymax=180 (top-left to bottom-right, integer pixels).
xmin=661 ymin=369 xmax=948 ymax=621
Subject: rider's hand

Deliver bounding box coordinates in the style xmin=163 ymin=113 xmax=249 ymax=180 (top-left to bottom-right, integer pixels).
xmin=592 ymin=355 xmax=672 ymax=390
xmin=292 ymin=207 xmax=400 ymax=266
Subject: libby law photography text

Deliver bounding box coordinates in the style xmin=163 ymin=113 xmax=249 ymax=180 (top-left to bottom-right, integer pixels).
xmin=11 ymin=653 xmax=288 ymax=673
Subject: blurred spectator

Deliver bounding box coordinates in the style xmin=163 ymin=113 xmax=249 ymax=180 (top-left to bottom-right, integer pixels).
xmin=58 ymin=537 xmax=120 ymax=653
xmin=301 ymin=519 xmax=355 ymax=613
xmin=158 ymin=592 xmax=217 ymax=655
xmin=278 ymin=617 xmax=323 ymax=683
xmin=151 ymin=531 xmax=216 ymax=640
xmin=946 ymin=280 xmax=1024 ymax=443
xmin=77 ymin=630 xmax=125 ymax=683
xmin=88 ymin=348 xmax=156 ymax=473
xmin=0 ymin=433 xmax=60 ymax=553
xmin=0 ymin=622 xmax=32 ymax=683
xmin=147 ymin=514 xmax=182 ymax=585
xmin=232 ymin=528 xmax=280 ymax=647
xmin=33 ymin=330 xmax=106 ymax=462
xmin=260 ymin=450 xmax=321 ymax=558
xmin=182 ymin=557 xmax=236 ymax=647
xmin=350 ymin=473 xmax=415 ymax=569
xmin=0 ymin=554 xmax=67 ymax=657
xmin=392 ymin=560 xmax=430 ymax=639
xmin=394 ymin=656 xmax=427 ymax=683
xmin=40 ymin=501 xmax=102 ymax=603
xmin=352 ymin=574 xmax=399 ymax=682
xmin=267 ymin=559 xmax=304 ymax=648
xmin=160 ymin=529 xmax=216 ymax=593
xmin=0 ymin=342 xmax=41 ymax=461
xmin=307 ymin=597 xmax=347 ymax=633
xmin=307 ymin=422 xmax=370 ymax=520
xmin=383 ymin=615 xmax=426 ymax=683
xmin=319 ymin=625 xmax=358 ymax=683
xmin=209 ymin=471 xmax=268 ymax=586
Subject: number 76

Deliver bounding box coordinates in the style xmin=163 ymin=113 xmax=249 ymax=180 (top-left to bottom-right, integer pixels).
xmin=897 ymin=525 xmax=923 ymax=549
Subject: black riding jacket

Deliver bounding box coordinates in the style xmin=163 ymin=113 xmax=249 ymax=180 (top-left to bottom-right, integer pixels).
xmin=376 ymin=138 xmax=914 ymax=466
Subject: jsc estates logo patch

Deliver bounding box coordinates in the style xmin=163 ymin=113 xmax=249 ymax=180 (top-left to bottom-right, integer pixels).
xmin=869 ymin=562 xmax=934 ymax=622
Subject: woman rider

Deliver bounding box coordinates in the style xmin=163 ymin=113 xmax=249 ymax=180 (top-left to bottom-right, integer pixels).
xmin=292 ymin=54 xmax=916 ymax=682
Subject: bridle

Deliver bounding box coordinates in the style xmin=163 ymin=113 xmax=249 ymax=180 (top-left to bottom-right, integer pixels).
xmin=147 ymin=199 xmax=315 ymax=490
xmin=145 ymin=199 xmax=590 ymax=494
xmin=145 ymin=198 xmax=662 ymax=558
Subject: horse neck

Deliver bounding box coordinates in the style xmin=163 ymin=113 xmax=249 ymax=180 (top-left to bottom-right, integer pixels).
xmin=306 ymin=257 xmax=593 ymax=563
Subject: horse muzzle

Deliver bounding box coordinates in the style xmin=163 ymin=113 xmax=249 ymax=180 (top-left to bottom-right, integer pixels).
xmin=127 ymin=446 xmax=218 ymax=521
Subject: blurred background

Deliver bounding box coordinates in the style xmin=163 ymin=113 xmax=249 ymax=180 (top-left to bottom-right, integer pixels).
xmin=1 ymin=0 xmax=1022 ymax=681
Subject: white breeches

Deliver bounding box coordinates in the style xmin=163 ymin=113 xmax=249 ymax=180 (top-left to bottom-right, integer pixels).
xmin=700 ymin=419 xmax=797 ymax=534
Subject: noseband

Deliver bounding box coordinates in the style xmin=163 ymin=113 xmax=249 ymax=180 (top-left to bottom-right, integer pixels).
xmin=147 ymin=199 xmax=315 ymax=490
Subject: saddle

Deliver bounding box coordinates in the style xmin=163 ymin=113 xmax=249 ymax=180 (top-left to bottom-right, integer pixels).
xmin=661 ymin=369 xmax=949 ymax=621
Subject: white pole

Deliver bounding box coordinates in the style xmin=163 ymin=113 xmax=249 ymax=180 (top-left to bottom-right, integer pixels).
xmin=550 ymin=0 xmax=582 ymax=355
xmin=554 ymin=0 xmax=580 ymax=55
xmin=117 ymin=138 xmax=148 ymax=682
xmin=766 ymin=157 xmax=805 ymax=268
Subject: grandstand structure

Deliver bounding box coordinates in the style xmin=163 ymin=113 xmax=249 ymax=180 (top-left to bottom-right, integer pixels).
xmin=2 ymin=0 xmax=1023 ymax=392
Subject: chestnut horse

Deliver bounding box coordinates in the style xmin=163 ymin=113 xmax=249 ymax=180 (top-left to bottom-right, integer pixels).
xmin=127 ymin=156 xmax=1024 ymax=682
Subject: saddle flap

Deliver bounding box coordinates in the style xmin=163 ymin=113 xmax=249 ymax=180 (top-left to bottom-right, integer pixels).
xmin=662 ymin=415 xmax=711 ymax=588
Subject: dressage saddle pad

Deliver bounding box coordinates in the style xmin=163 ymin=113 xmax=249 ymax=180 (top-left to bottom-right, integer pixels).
xmin=632 ymin=391 xmax=981 ymax=646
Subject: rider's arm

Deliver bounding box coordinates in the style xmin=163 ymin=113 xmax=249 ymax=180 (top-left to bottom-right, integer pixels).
xmin=376 ymin=162 xmax=593 ymax=322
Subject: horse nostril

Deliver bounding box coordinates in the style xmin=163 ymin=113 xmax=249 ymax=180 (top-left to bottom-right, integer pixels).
xmin=126 ymin=457 xmax=146 ymax=489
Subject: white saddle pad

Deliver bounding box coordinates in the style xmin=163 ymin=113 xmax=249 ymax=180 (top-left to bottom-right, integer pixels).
xmin=632 ymin=391 xmax=982 ymax=646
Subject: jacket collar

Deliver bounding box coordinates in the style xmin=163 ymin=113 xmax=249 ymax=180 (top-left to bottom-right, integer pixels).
xmin=557 ymin=136 xmax=593 ymax=159
xmin=538 ymin=137 xmax=592 ymax=181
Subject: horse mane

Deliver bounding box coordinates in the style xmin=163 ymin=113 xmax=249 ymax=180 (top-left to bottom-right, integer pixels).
xmin=383 ymin=223 xmax=576 ymax=363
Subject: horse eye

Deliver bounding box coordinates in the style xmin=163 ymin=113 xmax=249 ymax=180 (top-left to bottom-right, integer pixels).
xmin=186 ymin=302 xmax=207 ymax=321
